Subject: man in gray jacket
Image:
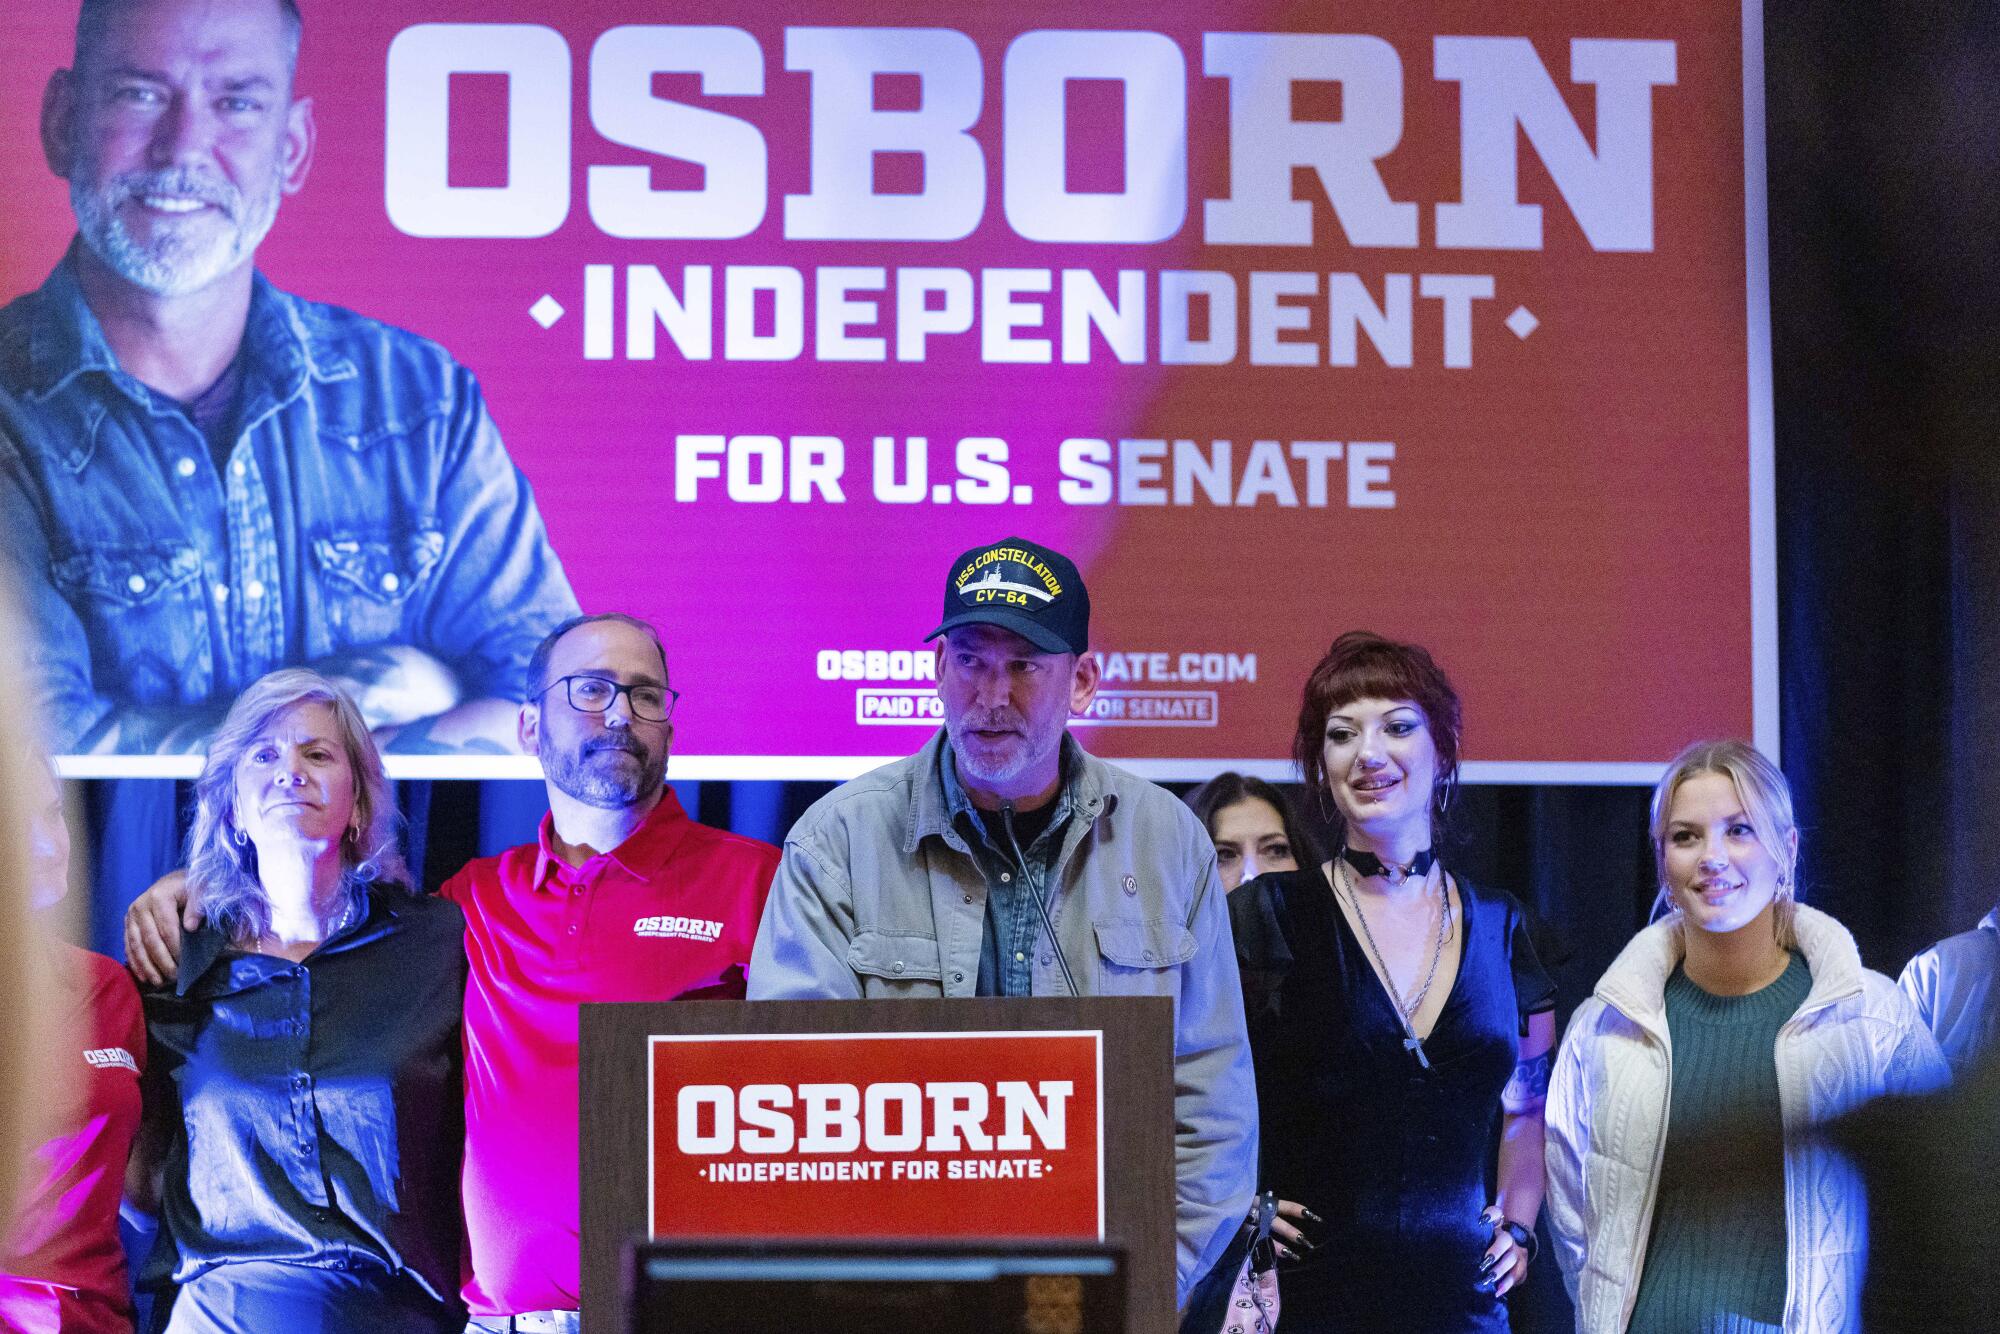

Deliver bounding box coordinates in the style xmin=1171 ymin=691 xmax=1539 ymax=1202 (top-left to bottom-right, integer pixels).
xmin=747 ymin=536 xmax=1257 ymax=1314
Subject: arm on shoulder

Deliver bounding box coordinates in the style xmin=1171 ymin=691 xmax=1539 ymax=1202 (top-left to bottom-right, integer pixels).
xmin=124 ymin=868 xmax=198 ymax=989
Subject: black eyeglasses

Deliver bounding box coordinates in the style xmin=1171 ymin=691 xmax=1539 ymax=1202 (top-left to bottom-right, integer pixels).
xmin=535 ymin=674 xmax=679 ymax=722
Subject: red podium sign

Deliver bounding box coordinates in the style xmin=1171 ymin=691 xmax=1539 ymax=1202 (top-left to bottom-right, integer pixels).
xmin=649 ymin=1030 xmax=1105 ymax=1240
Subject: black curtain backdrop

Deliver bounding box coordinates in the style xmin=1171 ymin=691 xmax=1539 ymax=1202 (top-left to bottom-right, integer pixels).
xmin=59 ymin=6 xmax=1998 ymax=1331
xmin=1766 ymin=0 xmax=2000 ymax=972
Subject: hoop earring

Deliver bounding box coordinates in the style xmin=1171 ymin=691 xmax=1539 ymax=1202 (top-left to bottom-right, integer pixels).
xmin=231 ymin=826 xmax=247 ymax=848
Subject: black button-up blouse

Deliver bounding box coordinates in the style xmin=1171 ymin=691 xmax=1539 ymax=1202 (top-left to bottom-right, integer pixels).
xmin=139 ymin=886 xmax=466 ymax=1306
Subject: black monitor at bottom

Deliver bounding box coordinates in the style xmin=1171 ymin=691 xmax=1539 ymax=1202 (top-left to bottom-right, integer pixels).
xmin=625 ymin=1238 xmax=1127 ymax=1334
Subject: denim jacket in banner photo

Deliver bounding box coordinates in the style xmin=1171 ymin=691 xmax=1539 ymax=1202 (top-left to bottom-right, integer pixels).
xmin=0 ymin=250 xmax=579 ymax=753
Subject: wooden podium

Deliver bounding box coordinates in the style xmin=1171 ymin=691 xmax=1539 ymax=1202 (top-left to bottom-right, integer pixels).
xmin=580 ymin=996 xmax=1176 ymax=1334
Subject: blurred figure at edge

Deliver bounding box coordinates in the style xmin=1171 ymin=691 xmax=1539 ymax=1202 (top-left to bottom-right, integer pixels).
xmin=0 ymin=756 xmax=143 ymax=1333
xmin=1897 ymin=901 xmax=2000 ymax=1078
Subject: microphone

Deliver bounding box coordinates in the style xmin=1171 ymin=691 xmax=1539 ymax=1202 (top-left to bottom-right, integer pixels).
xmin=1001 ymin=802 xmax=1079 ymax=998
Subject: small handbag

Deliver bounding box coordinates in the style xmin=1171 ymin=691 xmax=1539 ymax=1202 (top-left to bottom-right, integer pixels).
xmin=1220 ymin=1190 xmax=1281 ymax=1334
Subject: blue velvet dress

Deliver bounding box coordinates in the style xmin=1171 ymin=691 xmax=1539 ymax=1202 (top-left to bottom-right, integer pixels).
xmin=1230 ymin=867 xmax=1554 ymax=1333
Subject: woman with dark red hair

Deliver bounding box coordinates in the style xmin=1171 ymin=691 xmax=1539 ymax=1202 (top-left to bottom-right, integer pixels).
xmin=1228 ymin=631 xmax=1557 ymax=1332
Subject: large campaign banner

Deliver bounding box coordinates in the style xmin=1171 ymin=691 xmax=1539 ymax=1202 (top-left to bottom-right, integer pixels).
xmin=0 ymin=2 xmax=1773 ymax=780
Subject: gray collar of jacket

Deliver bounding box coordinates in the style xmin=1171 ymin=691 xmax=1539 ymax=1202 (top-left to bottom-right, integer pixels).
xmin=903 ymin=727 xmax=1117 ymax=857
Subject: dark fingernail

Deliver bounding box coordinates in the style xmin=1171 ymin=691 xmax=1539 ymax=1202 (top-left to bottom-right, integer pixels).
xmin=1478 ymin=1253 xmax=1499 ymax=1276
xmin=1303 ymin=1209 xmax=1324 ymax=1224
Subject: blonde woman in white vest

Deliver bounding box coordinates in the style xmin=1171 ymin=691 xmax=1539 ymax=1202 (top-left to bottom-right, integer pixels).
xmin=1545 ymin=740 xmax=1947 ymax=1333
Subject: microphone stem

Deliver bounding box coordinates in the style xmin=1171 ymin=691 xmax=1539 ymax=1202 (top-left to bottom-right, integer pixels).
xmin=1002 ymin=803 xmax=1078 ymax=997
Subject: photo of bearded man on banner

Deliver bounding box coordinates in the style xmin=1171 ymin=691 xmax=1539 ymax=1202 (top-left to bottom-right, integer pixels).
xmin=0 ymin=0 xmax=579 ymax=757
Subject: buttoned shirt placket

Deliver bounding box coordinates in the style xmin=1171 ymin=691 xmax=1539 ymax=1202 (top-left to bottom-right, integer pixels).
xmin=941 ymin=752 xmax=1073 ymax=997
xmin=118 ymin=307 xmax=298 ymax=691
xmin=248 ymin=953 xmax=356 ymax=1274
xmin=275 ymin=964 xmax=336 ymax=1254
xmin=221 ymin=442 xmax=286 ymax=681
xmin=542 ymin=859 xmax=598 ymax=973
xmin=998 ymin=820 xmax=1065 ymax=996
xmin=217 ymin=303 xmax=316 ymax=683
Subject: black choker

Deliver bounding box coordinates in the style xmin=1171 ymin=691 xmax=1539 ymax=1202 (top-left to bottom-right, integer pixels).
xmin=1342 ymin=847 xmax=1436 ymax=884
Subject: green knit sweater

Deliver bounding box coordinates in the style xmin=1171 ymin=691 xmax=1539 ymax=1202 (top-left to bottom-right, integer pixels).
xmin=1626 ymin=951 xmax=1812 ymax=1334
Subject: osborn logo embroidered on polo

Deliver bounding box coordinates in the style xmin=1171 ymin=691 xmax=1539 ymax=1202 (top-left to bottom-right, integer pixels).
xmin=84 ymin=1047 xmax=139 ymax=1073
xmin=634 ymin=915 xmax=726 ymax=942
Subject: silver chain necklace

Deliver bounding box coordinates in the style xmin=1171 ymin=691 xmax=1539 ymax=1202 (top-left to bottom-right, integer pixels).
xmin=1333 ymin=855 xmax=1451 ymax=1069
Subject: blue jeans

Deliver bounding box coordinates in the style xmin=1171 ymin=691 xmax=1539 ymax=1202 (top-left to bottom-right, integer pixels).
xmin=157 ymin=1262 xmax=461 ymax=1334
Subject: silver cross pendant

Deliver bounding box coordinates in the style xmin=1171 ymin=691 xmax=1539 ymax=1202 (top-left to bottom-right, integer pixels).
xmin=1404 ymin=1035 xmax=1431 ymax=1070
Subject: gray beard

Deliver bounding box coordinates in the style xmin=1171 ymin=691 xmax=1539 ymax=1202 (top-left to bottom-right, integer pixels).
xmin=946 ymin=712 xmax=1064 ymax=793
xmin=949 ymin=733 xmax=1035 ymax=788
xmin=70 ymin=160 xmax=284 ymax=297
xmin=539 ymin=733 xmax=667 ymax=810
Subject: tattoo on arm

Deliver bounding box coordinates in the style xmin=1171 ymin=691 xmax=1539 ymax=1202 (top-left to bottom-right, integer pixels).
xmin=1503 ymin=1050 xmax=1553 ymax=1111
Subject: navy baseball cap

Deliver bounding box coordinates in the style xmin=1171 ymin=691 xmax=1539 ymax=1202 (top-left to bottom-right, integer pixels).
xmin=927 ymin=538 xmax=1090 ymax=655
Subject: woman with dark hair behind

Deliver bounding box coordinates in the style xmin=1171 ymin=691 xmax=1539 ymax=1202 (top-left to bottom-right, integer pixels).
xmin=1229 ymin=631 xmax=1556 ymax=1332
xmin=132 ymin=669 xmax=466 ymax=1333
xmin=1184 ymin=772 xmax=1313 ymax=893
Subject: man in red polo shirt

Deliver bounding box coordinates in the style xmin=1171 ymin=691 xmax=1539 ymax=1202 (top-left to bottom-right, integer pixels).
xmin=124 ymin=613 xmax=779 ymax=1334
xmin=2 ymin=758 xmax=144 ymax=1334
xmin=447 ymin=613 xmax=778 ymax=1330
